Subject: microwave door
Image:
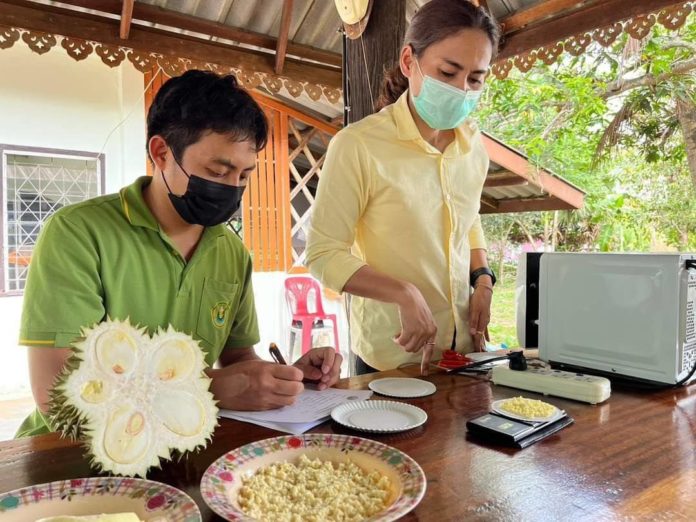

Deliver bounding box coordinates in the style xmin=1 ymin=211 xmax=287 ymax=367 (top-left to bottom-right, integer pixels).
xmin=542 ymin=258 xmax=678 ymax=383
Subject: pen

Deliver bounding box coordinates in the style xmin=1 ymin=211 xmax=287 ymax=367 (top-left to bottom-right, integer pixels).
xmin=270 ymin=342 xmax=324 ymax=389
xmin=269 ymin=342 xmax=287 ymax=365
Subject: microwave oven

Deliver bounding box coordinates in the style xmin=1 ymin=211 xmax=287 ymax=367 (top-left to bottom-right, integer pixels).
xmin=516 ymin=252 xmax=696 ymax=385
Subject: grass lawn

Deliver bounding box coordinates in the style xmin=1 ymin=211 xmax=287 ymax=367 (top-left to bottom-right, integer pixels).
xmin=487 ymin=277 xmax=520 ymax=349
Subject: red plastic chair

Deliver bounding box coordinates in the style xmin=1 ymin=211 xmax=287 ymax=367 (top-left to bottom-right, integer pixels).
xmin=284 ymin=276 xmax=339 ymax=357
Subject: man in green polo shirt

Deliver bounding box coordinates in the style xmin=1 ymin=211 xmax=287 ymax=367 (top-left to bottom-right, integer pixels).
xmin=17 ymin=70 xmax=342 ymax=437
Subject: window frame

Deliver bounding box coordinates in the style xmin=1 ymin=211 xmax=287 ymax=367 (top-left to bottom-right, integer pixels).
xmin=0 ymin=144 xmax=105 ymax=296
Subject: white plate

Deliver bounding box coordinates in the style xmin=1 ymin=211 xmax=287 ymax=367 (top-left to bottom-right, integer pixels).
xmin=331 ymin=400 xmax=427 ymax=433
xmin=369 ymin=378 xmax=437 ymax=398
xmin=491 ymin=398 xmax=563 ymax=423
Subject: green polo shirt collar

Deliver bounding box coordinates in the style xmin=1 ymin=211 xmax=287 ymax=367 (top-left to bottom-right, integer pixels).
xmin=119 ymin=176 xmax=158 ymax=230
xmin=119 ymin=176 xmax=228 ymax=249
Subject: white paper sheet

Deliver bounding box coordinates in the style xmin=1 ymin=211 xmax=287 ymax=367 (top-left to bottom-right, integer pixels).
xmin=218 ymin=387 xmax=373 ymax=430
xmin=218 ymin=414 xmax=326 ymax=435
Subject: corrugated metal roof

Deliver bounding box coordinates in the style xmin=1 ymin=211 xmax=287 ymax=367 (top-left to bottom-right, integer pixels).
xmin=137 ymin=0 xmax=545 ymax=54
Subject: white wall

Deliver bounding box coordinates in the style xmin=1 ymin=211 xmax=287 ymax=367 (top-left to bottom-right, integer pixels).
xmin=0 ymin=41 xmax=146 ymax=192
xmin=0 ymin=41 xmax=146 ymax=394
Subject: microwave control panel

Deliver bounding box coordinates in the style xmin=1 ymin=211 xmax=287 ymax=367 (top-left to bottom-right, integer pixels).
xmin=682 ymin=264 xmax=696 ymax=375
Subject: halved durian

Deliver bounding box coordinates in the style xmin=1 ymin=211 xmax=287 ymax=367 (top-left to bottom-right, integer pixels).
xmin=48 ymin=318 xmax=218 ymax=477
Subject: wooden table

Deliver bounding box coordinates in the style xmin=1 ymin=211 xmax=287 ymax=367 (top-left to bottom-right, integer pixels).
xmin=1 ymin=367 xmax=695 ymax=521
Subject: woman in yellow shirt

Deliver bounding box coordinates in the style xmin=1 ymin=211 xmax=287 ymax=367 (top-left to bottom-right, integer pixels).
xmin=306 ymin=0 xmax=499 ymax=375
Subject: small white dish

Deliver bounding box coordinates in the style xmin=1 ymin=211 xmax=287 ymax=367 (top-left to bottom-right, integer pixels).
xmin=331 ymin=400 xmax=427 ymax=433
xmin=491 ymin=398 xmax=563 ymax=423
xmin=369 ymin=378 xmax=437 ymax=398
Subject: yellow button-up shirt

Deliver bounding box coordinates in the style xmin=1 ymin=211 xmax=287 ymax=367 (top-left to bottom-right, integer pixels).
xmin=306 ymin=91 xmax=488 ymax=370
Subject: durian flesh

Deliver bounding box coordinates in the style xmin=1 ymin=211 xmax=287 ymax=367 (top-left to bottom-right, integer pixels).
xmin=48 ymin=319 xmax=218 ymax=477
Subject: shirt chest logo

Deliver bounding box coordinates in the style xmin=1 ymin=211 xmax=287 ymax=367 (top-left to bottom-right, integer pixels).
xmin=211 ymin=301 xmax=231 ymax=328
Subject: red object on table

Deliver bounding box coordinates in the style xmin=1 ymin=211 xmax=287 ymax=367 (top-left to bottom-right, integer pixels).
xmin=436 ymin=350 xmax=474 ymax=369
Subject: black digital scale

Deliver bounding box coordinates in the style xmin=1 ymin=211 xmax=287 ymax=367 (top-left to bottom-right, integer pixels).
xmin=466 ymin=411 xmax=574 ymax=448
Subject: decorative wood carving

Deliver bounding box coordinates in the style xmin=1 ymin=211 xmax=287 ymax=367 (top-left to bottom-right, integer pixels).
xmin=491 ymin=59 xmax=513 ymax=80
xmin=657 ymin=4 xmax=692 ymax=30
xmin=305 ymin=84 xmax=322 ymax=101
xmin=22 ymin=30 xmax=56 ymax=55
xmin=323 ymin=87 xmax=342 ymax=105
xmin=284 ymin=79 xmax=304 ymax=98
xmin=263 ymin=76 xmax=283 ymax=94
xmin=61 ymin=37 xmax=92 ymax=61
xmin=514 ymin=52 xmax=537 ymax=73
xmin=593 ymin=23 xmax=622 ymax=47
xmin=0 ymin=26 xmax=20 ymax=50
xmin=127 ymin=50 xmax=156 ymax=73
xmin=95 ymin=43 xmax=126 ymax=67
xmin=565 ymin=34 xmax=592 ymax=56
xmin=156 ymin=55 xmax=184 ymax=76
xmin=625 ymin=14 xmax=656 ymax=40
xmin=537 ymin=43 xmax=564 ymax=65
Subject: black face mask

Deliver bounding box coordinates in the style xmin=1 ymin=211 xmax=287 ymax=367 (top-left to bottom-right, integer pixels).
xmin=163 ymin=158 xmax=245 ymax=227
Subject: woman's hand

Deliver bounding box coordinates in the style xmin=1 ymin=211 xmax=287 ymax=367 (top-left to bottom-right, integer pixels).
xmin=394 ymin=283 xmax=437 ymax=374
xmin=469 ymin=283 xmax=493 ymax=352
xmin=293 ymin=347 xmax=343 ymax=390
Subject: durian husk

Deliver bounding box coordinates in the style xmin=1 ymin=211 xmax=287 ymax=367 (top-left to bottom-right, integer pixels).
xmin=47 ymin=318 xmax=218 ymax=477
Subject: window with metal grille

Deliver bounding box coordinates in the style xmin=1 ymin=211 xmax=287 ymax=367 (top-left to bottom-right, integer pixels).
xmin=1 ymin=146 xmax=104 ymax=294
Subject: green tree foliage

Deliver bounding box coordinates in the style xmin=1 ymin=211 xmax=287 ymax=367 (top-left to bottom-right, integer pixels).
xmin=478 ymin=15 xmax=696 ymax=265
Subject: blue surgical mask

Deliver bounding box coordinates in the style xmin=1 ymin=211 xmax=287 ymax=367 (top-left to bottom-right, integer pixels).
xmin=412 ymin=60 xmax=482 ymax=130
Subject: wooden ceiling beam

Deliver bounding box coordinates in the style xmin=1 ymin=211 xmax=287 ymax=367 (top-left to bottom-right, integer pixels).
xmin=275 ymin=0 xmax=293 ymax=75
xmin=481 ymin=134 xmax=585 ymax=210
xmin=484 ymin=173 xmax=529 ymax=188
xmin=251 ymin=91 xmax=340 ymax=135
xmin=0 ymin=0 xmax=341 ymax=88
xmin=56 ymin=0 xmax=341 ymax=68
xmin=119 ymin=0 xmax=134 ymax=39
xmin=497 ymin=0 xmax=685 ymax=61
xmin=480 ymin=196 xmax=577 ymax=214
xmin=481 ymin=195 xmax=499 ymax=210
xmin=500 ymin=0 xmax=593 ymax=34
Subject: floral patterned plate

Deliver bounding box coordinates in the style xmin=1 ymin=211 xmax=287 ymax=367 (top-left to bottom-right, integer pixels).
xmin=0 ymin=477 xmax=200 ymax=522
xmin=201 ymin=434 xmax=426 ymax=521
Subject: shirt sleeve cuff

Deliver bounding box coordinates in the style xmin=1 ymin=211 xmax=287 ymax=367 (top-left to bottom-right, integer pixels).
xmin=470 ymin=237 xmax=488 ymax=250
xmin=224 ymin=334 xmax=261 ymax=350
xmin=318 ymin=257 xmax=367 ymax=294
xmin=19 ymin=330 xmax=81 ymax=348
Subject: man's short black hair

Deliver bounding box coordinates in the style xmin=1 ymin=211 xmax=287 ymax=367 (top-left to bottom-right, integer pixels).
xmin=147 ymin=70 xmax=268 ymax=161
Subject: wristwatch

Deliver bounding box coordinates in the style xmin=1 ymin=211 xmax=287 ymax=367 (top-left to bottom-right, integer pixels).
xmin=470 ymin=267 xmax=496 ymax=288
